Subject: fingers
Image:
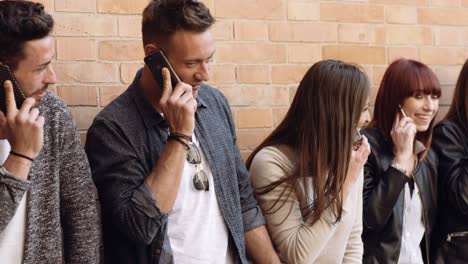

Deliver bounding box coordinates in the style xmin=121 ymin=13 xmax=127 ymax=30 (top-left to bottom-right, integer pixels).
xmin=391 ymin=112 xmax=400 ymax=132
xmin=160 ymin=67 xmax=173 ymax=103
xmin=4 ymin=80 xmax=17 ymax=115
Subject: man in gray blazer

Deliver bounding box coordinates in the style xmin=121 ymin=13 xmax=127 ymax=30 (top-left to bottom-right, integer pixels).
xmin=0 ymin=1 xmax=101 ymax=263
xmin=85 ymin=0 xmax=279 ymax=263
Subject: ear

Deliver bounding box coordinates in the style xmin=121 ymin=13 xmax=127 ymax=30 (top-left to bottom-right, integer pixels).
xmin=144 ymin=43 xmax=159 ymax=56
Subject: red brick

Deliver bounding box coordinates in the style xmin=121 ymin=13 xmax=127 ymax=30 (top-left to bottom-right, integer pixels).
xmin=36 ymin=0 xmax=53 ymax=11
xmin=236 ymin=129 xmax=272 ymax=150
xmin=238 ymin=109 xmax=273 ymax=129
xmin=234 ymin=21 xmax=269 ymax=41
xmin=463 ymin=0 xmax=468 ymax=7
xmin=287 ymin=1 xmax=320 ymax=21
xmin=434 ymin=66 xmax=463 ymax=86
xmin=99 ymin=86 xmax=127 ymax=106
xmin=386 ymin=26 xmax=433 ymax=45
xmin=200 ymin=0 xmax=214 ymax=12
xmin=369 ymin=0 xmax=429 ymax=5
xmin=287 ymin=43 xmax=321 ymax=63
xmin=56 ymin=38 xmax=96 ymax=61
xmin=339 ymin=24 xmax=371 ymax=44
xmin=320 ymin=3 xmax=384 ymax=23
xmin=212 ymin=20 xmax=233 ymax=41
xmin=272 ymin=66 xmax=310 ymax=84
xmin=57 ymin=86 xmax=98 ymax=106
xmin=55 ymin=62 xmax=119 ymax=83
xmin=118 ymin=16 xmax=142 ymax=38
xmin=273 ymin=107 xmax=289 ymax=126
xmin=80 ymin=132 xmax=87 ymax=145
xmin=322 ymin=45 xmax=387 ymax=65
xmin=54 ymin=14 xmax=118 ymax=37
xmin=70 ymin=107 xmax=100 ymax=130
xmin=56 ymin=0 xmax=96 ymax=12
xmin=418 ymin=8 xmax=468 ymax=26
xmin=121 ymin=63 xmax=143 ymax=84
xmin=236 ymin=65 xmax=271 ymax=84
xmin=207 ymin=64 xmax=236 ymax=85
xmin=269 ymin=22 xmax=338 ymax=42
xmin=372 ymin=66 xmax=387 ymax=86
xmin=219 ymin=86 xmax=290 ymax=107
xmin=215 ymin=0 xmax=285 ymax=20
xmin=99 ymin=40 xmax=144 ymax=61
xmin=439 ymin=85 xmax=455 ymax=105
xmin=97 ymin=0 xmax=148 ymax=14
xmin=216 ymin=43 xmax=286 ymax=64
xmin=372 ymin=26 xmax=387 ymax=44
xmin=240 ymin=151 xmax=252 ymax=161
xmin=419 ymin=47 xmax=467 ymax=65
xmin=389 ymin=47 xmax=419 ymax=62
xmin=431 ymin=0 xmax=462 ymax=7
xmin=386 ymin=6 xmax=417 ymax=24
xmin=435 ymin=28 xmax=468 ymax=46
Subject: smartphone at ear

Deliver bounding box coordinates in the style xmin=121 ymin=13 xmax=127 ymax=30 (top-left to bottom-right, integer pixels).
xmin=144 ymin=50 xmax=180 ymax=90
xmin=353 ymin=128 xmax=362 ymax=150
xmin=398 ymin=104 xmax=408 ymax=118
xmin=0 ymin=63 xmax=25 ymax=114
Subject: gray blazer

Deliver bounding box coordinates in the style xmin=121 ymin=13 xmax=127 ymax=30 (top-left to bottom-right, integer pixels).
xmin=0 ymin=92 xmax=101 ymax=264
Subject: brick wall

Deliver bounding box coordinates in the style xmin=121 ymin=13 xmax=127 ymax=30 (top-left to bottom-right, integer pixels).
xmin=42 ymin=0 xmax=468 ymax=159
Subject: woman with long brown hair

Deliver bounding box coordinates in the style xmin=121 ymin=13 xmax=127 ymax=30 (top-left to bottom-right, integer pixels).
xmin=247 ymin=60 xmax=371 ymax=263
xmin=432 ymin=59 xmax=468 ymax=263
xmin=362 ymin=58 xmax=440 ymax=263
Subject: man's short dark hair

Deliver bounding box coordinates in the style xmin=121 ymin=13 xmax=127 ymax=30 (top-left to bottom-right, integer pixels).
xmin=142 ymin=0 xmax=215 ymax=46
xmin=0 ymin=0 xmax=53 ymax=71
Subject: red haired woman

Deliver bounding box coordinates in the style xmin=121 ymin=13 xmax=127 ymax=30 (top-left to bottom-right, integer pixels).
xmin=362 ymin=59 xmax=440 ymax=263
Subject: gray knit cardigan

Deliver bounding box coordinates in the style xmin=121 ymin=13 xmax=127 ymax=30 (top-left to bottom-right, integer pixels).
xmin=0 ymin=92 xmax=101 ymax=263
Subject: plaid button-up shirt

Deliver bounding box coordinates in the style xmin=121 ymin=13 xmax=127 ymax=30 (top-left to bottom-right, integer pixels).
xmin=85 ymin=69 xmax=264 ymax=264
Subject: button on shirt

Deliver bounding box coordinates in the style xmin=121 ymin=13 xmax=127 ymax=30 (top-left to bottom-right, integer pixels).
xmin=398 ymin=183 xmax=424 ymax=264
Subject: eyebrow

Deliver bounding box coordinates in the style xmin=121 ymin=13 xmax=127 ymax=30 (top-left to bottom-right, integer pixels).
xmin=185 ymin=49 xmax=216 ymax=63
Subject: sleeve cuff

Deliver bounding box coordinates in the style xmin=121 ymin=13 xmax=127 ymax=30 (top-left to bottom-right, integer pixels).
xmin=0 ymin=166 xmax=30 ymax=190
xmin=242 ymin=206 xmax=266 ymax=232
xmin=130 ymin=181 xmax=166 ymax=218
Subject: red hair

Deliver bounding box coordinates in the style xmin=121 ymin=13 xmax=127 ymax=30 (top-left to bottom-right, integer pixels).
xmin=370 ymin=59 xmax=441 ymax=155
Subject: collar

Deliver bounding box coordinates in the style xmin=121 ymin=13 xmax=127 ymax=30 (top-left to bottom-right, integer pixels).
xmin=129 ymin=68 xmax=208 ymax=129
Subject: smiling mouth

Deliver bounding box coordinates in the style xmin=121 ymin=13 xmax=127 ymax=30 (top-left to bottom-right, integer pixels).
xmin=414 ymin=114 xmax=433 ymax=121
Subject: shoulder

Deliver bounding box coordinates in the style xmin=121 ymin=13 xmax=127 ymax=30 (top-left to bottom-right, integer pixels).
xmin=39 ymin=92 xmax=76 ymax=129
xmin=250 ymin=145 xmax=296 ymax=185
xmin=198 ymin=84 xmax=230 ymax=109
xmin=433 ymin=119 xmax=465 ymax=138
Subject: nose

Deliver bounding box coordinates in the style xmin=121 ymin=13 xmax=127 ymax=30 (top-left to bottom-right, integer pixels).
xmin=194 ymin=61 xmax=210 ymax=82
xmin=44 ymin=64 xmax=57 ymax=85
xmin=424 ymin=96 xmax=438 ymax=111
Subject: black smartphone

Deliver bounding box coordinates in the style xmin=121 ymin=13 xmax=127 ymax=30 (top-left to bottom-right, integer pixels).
xmin=353 ymin=128 xmax=362 ymax=150
xmin=144 ymin=50 xmax=180 ymax=90
xmin=0 ymin=63 xmax=25 ymax=113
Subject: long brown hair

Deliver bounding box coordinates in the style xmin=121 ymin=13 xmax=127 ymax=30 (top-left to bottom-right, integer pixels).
xmin=369 ymin=58 xmax=441 ymax=157
xmin=444 ymin=59 xmax=468 ymax=124
xmin=246 ymin=60 xmax=370 ymax=224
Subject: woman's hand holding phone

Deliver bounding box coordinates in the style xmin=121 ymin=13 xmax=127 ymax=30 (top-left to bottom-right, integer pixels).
xmin=344 ymin=135 xmax=371 ymax=200
xmin=390 ymin=108 xmax=417 ymax=176
xmin=1 ymin=80 xmax=44 ymax=160
xmin=158 ymin=68 xmax=197 ymax=136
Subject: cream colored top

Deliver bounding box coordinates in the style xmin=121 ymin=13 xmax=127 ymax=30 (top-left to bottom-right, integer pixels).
xmin=249 ymin=145 xmax=363 ymax=264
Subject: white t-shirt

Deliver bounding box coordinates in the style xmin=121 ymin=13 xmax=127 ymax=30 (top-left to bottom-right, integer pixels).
xmin=0 ymin=139 xmax=27 ymax=263
xmin=167 ymin=134 xmax=235 ymax=264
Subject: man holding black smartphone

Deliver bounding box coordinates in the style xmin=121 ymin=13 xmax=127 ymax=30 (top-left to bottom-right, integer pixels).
xmin=0 ymin=1 xmax=101 ymax=263
xmin=86 ymin=0 xmax=279 ymax=263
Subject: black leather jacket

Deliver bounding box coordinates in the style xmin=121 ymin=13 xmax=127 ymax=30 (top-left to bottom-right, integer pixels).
xmin=432 ymin=119 xmax=468 ymax=264
xmin=362 ymin=128 xmax=438 ymax=264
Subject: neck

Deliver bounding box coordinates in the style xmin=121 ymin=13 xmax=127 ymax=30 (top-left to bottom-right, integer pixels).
xmin=140 ymin=66 xmax=163 ymax=113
